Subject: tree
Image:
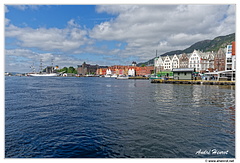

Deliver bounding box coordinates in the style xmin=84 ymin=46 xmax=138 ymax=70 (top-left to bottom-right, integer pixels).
xmin=58 ymin=67 xmax=68 ymax=73
xmin=68 ymin=67 xmax=75 ymax=73
xmin=58 ymin=66 xmax=77 ymax=74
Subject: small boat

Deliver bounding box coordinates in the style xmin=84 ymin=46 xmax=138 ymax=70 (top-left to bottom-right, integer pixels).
xmin=116 ymin=75 xmax=129 ymax=80
xmin=149 ymin=75 xmax=163 ymax=79
xmin=104 ymin=74 xmax=112 ymax=77
xmin=111 ymin=74 xmax=118 ymax=78
xmin=116 ymin=76 xmax=128 ymax=80
xmin=84 ymin=74 xmax=95 ymax=77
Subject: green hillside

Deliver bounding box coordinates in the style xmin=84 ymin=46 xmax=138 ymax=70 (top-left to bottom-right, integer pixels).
xmin=137 ymin=33 xmax=235 ymax=66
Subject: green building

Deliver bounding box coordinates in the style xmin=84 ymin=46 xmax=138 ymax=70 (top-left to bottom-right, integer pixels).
xmin=172 ymin=68 xmax=195 ymax=80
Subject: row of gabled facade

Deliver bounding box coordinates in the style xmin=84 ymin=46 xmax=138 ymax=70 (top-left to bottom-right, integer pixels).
xmin=155 ymin=50 xmax=216 ymax=73
xmin=154 ymin=42 xmax=235 ymax=73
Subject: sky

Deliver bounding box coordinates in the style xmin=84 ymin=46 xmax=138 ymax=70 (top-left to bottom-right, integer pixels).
xmin=4 ymin=3 xmax=236 ymax=73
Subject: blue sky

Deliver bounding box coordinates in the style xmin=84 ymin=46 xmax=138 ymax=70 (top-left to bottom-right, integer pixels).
xmin=5 ymin=4 xmax=236 ymax=73
xmin=6 ymin=5 xmax=114 ymax=29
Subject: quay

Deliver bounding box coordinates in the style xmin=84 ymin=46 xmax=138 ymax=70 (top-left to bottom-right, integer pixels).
xmin=128 ymin=77 xmax=149 ymax=80
xmin=151 ymin=79 xmax=235 ymax=85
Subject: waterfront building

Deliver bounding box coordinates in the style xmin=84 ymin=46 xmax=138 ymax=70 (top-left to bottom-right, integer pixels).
xmin=163 ymin=55 xmax=172 ymax=70
xmin=179 ymin=53 xmax=190 ymax=68
xmin=214 ymin=48 xmax=226 ymax=71
xmin=224 ymin=42 xmax=235 ymax=81
xmin=106 ymin=69 xmax=112 ymax=75
xmin=128 ymin=68 xmax=135 ymax=76
xmin=154 ymin=56 xmax=164 ymax=73
xmin=189 ymin=50 xmax=215 ymax=73
xmin=77 ymin=62 xmax=99 ymax=75
xmin=132 ymin=61 xmax=137 ymax=67
xmin=96 ymin=67 xmax=109 ymax=76
xmin=171 ymin=54 xmax=180 ymax=69
xmin=225 ymin=42 xmax=236 ymax=71
xmin=200 ymin=51 xmax=215 ymax=72
xmin=45 ymin=66 xmax=55 ymax=73
xmin=96 ymin=62 xmax=154 ymax=76
xmin=172 ymin=68 xmax=195 ymax=80
xmin=135 ymin=66 xmax=154 ymax=76
xmin=189 ymin=50 xmax=201 ymax=72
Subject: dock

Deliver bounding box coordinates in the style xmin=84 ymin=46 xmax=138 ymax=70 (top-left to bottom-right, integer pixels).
xmin=151 ymin=79 xmax=235 ymax=85
xmin=128 ymin=77 xmax=149 ymax=80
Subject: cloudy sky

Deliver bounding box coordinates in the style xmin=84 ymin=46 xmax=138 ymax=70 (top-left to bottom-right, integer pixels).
xmin=5 ymin=4 xmax=236 ymax=73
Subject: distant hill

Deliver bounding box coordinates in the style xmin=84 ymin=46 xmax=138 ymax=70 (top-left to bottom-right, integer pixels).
xmin=137 ymin=33 xmax=235 ymax=66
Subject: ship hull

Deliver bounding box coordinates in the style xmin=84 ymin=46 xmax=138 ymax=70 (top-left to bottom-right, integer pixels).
xmin=29 ymin=73 xmax=58 ymax=77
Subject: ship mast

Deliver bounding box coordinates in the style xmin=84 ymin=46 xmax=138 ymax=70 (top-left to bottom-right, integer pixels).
xmin=154 ymin=50 xmax=157 ymax=75
xmin=30 ymin=63 xmax=35 ymax=73
xmin=39 ymin=59 xmax=43 ymax=73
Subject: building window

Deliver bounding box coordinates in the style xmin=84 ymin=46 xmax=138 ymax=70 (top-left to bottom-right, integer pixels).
xmin=227 ymin=58 xmax=232 ymax=63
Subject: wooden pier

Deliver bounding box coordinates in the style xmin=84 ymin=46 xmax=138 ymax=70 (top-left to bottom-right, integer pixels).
xmin=151 ymin=79 xmax=235 ymax=85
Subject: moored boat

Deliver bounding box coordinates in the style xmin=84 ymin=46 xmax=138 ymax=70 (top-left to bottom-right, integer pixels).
xmin=116 ymin=75 xmax=128 ymax=80
xmin=104 ymin=74 xmax=112 ymax=77
xmin=29 ymin=73 xmax=58 ymax=77
xmin=111 ymin=74 xmax=118 ymax=78
xmin=29 ymin=59 xmax=58 ymax=77
xmin=149 ymin=75 xmax=163 ymax=80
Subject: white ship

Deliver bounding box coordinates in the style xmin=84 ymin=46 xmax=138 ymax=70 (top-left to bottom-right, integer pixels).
xmin=29 ymin=59 xmax=59 ymax=77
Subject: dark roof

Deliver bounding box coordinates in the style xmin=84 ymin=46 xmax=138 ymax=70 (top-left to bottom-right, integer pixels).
xmin=172 ymin=68 xmax=195 ymax=72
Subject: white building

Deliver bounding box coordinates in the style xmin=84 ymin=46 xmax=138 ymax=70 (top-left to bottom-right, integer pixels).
xmin=171 ymin=54 xmax=179 ymax=69
xmin=200 ymin=52 xmax=215 ymax=71
xmin=128 ymin=68 xmax=135 ymax=76
xmin=225 ymin=44 xmax=236 ymax=71
xmin=163 ymin=55 xmax=172 ymax=70
xmin=154 ymin=50 xmax=217 ymax=73
xmin=189 ymin=50 xmax=215 ymax=72
xmin=154 ymin=56 xmax=164 ymax=72
xmin=106 ymin=69 xmax=112 ymax=75
xmin=189 ymin=50 xmax=201 ymax=71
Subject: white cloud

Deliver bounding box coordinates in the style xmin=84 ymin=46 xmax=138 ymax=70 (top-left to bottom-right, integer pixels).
xmin=11 ymin=5 xmax=42 ymax=11
xmin=5 ymin=48 xmax=38 ymax=58
xmin=5 ymin=21 xmax=90 ymax=52
xmin=67 ymin=19 xmax=81 ymax=28
xmin=5 ymin=18 xmax=10 ymax=26
xmin=90 ymin=5 xmax=236 ymax=61
xmin=5 ymin=5 xmax=9 ymax=13
xmin=5 ymin=48 xmax=85 ymax=73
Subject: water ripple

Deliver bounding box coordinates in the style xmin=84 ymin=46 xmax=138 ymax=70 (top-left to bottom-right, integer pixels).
xmin=5 ymin=77 xmax=235 ymax=158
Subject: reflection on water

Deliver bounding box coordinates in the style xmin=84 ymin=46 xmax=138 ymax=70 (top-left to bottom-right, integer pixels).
xmin=5 ymin=77 xmax=235 ymax=158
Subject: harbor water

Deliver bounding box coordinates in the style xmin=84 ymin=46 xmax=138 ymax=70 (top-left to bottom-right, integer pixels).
xmin=5 ymin=77 xmax=235 ymax=158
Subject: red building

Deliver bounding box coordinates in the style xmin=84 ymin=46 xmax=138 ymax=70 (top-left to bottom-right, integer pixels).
xmin=96 ymin=65 xmax=154 ymax=76
xmin=232 ymin=41 xmax=235 ymax=56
